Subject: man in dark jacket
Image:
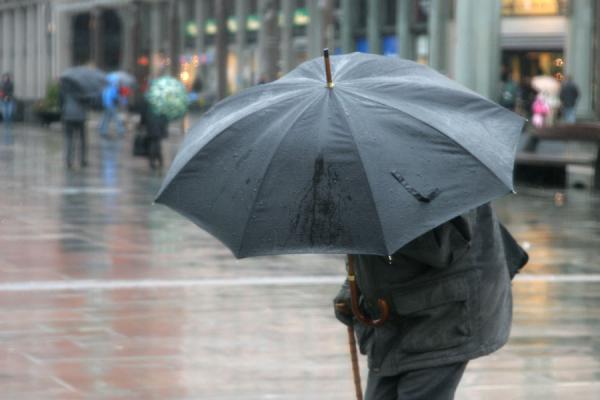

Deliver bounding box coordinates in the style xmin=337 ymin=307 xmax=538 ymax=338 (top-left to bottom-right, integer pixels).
xmin=559 ymin=76 xmax=579 ymax=123
xmin=60 ymin=87 xmax=88 ymax=169
xmin=334 ymin=203 xmax=528 ymax=400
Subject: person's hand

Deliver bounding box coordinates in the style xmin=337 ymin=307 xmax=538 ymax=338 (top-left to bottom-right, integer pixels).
xmin=333 ymin=282 xmax=353 ymax=327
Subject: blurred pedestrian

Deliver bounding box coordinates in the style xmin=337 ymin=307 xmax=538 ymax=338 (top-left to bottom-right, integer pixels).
xmin=519 ymin=77 xmax=536 ymax=119
xmin=334 ymin=204 xmax=528 ymax=400
xmin=99 ymin=78 xmax=125 ymax=139
xmin=559 ymin=76 xmax=579 ymax=124
xmin=1 ymin=73 xmax=15 ymax=144
xmin=60 ymin=85 xmax=88 ymax=169
xmin=531 ymin=93 xmax=550 ymax=129
xmin=499 ymin=71 xmax=518 ymax=111
xmin=139 ymin=97 xmax=168 ymax=170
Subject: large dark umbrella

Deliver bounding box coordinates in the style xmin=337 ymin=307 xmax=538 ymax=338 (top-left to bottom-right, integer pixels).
xmin=60 ymin=66 xmax=107 ymax=100
xmin=156 ymin=51 xmax=525 ymax=399
xmin=156 ymin=52 xmax=524 ymax=258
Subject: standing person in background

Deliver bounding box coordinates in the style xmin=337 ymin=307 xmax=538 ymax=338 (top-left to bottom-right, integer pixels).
xmin=499 ymin=71 xmax=519 ymax=111
xmin=519 ymin=77 xmax=536 ymax=119
xmin=60 ymin=86 xmax=88 ymax=169
xmin=559 ymin=76 xmax=579 ymax=124
xmin=139 ymin=97 xmax=168 ymax=170
xmin=99 ymin=78 xmax=125 ymax=139
xmin=531 ymin=92 xmax=550 ymax=129
xmin=1 ymin=73 xmax=15 ymax=144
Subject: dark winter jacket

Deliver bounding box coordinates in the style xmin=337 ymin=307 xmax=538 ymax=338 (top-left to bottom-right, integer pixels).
xmin=559 ymin=80 xmax=579 ymax=108
xmin=61 ymin=91 xmax=87 ymax=122
xmin=1 ymin=79 xmax=14 ymax=101
xmin=335 ymin=203 xmax=528 ymax=376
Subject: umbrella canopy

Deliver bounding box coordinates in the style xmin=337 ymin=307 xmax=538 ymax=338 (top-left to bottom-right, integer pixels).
xmin=532 ymin=75 xmax=560 ymax=95
xmin=108 ymin=71 xmax=136 ymax=87
xmin=156 ymin=52 xmax=524 ymax=258
xmin=146 ymin=76 xmax=188 ymax=121
xmin=60 ymin=66 xmax=107 ymax=99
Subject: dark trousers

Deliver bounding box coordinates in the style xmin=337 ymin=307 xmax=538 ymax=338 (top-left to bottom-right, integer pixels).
xmin=365 ymin=362 xmax=468 ymax=400
xmin=147 ymin=136 xmax=163 ymax=168
xmin=64 ymin=121 xmax=87 ymax=167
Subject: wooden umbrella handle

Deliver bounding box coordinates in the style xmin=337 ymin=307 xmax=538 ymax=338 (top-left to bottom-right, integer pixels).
xmin=347 ymin=255 xmax=390 ymax=327
xmin=323 ymin=48 xmax=334 ymax=88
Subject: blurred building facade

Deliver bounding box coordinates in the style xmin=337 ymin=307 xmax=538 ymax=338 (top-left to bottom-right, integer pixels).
xmin=0 ymin=0 xmax=597 ymax=118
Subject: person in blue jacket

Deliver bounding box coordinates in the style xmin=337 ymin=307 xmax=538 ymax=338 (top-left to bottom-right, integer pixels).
xmin=98 ymin=77 xmax=125 ymax=138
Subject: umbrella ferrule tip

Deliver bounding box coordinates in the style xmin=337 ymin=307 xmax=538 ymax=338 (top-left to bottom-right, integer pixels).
xmin=326 ymin=82 xmax=335 ymax=89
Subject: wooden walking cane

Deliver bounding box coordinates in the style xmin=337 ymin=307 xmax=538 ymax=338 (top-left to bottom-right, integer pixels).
xmin=335 ymin=302 xmax=363 ymax=400
xmin=336 ymin=256 xmax=391 ymax=400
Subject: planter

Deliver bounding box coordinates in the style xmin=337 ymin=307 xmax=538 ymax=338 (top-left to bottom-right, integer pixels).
xmin=36 ymin=110 xmax=61 ymax=126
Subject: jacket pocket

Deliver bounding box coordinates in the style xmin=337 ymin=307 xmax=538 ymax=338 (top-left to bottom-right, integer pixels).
xmin=353 ymin=320 xmax=374 ymax=355
xmin=391 ymin=270 xmax=480 ymax=354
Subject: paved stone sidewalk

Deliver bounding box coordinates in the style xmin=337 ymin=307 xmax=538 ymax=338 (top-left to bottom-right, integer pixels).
xmin=0 ymin=123 xmax=599 ymax=399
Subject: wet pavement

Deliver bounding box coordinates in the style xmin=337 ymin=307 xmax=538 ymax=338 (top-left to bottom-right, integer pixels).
xmin=0 ymin=121 xmax=599 ymax=399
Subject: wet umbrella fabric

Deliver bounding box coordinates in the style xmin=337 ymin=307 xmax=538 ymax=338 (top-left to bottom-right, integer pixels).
xmin=60 ymin=66 xmax=107 ymax=99
xmin=156 ymin=52 xmax=525 ymax=258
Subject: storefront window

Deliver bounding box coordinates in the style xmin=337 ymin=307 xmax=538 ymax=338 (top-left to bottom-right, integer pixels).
xmin=502 ymin=0 xmax=568 ymax=16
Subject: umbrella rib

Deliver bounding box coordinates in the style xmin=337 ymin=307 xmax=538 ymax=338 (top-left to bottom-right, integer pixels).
xmin=335 ymin=95 xmax=390 ymax=255
xmin=344 ymin=89 xmax=512 ymax=190
xmin=236 ymin=94 xmax=325 ymax=256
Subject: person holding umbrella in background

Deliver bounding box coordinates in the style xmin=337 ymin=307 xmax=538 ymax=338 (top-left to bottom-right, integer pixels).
xmin=60 ymin=84 xmax=89 ymax=169
xmin=1 ymin=73 xmax=15 ymax=144
xmin=99 ymin=75 xmax=126 ymax=139
xmin=59 ymin=66 xmax=106 ymax=169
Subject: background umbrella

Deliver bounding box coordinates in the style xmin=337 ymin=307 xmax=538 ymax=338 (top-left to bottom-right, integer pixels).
xmin=108 ymin=71 xmax=136 ymax=88
xmin=156 ymin=52 xmax=524 ymax=259
xmin=146 ymin=76 xmax=188 ymax=121
xmin=532 ymin=75 xmax=560 ymax=95
xmin=59 ymin=66 xmax=107 ymax=99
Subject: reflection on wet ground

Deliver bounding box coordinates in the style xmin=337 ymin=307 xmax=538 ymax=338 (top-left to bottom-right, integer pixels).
xmin=0 ymin=123 xmax=599 ymax=399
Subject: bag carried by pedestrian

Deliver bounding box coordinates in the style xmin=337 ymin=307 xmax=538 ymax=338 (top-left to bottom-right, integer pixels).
xmin=132 ymin=128 xmax=149 ymax=157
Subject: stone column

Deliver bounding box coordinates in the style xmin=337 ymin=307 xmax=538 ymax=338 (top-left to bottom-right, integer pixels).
xmin=428 ymin=0 xmax=449 ymax=73
xmin=90 ymin=8 xmax=104 ymax=68
xmin=594 ymin=0 xmax=600 ymax=118
xmin=280 ymin=0 xmax=294 ymax=73
xmin=0 ymin=13 xmax=3 ymax=74
xmin=118 ymin=6 xmax=135 ymax=73
xmin=566 ymin=0 xmax=594 ymax=117
xmin=195 ymin=0 xmax=207 ymax=54
xmin=340 ymin=0 xmax=354 ymax=53
xmin=307 ymin=0 xmax=322 ymax=59
xmin=51 ymin=7 xmax=71 ymax=78
xmin=215 ymin=0 xmax=228 ymax=99
xmin=14 ymin=7 xmax=25 ymax=98
xmin=26 ymin=5 xmax=37 ymax=99
xmin=195 ymin=0 xmax=208 ymax=85
xmin=37 ymin=3 xmax=49 ymax=98
xmin=235 ymin=0 xmax=249 ymax=87
xmin=2 ymin=11 xmax=13 ymax=76
xmin=454 ymin=0 xmax=501 ymax=99
xmin=168 ymin=0 xmax=181 ymax=76
xmin=367 ymin=0 xmax=381 ymax=54
xmin=150 ymin=2 xmax=161 ymax=77
xmin=257 ymin=0 xmax=279 ymax=81
xmin=396 ymin=0 xmax=413 ymax=59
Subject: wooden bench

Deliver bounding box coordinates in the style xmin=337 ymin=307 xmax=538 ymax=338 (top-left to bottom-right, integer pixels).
xmin=516 ymin=123 xmax=600 ymax=189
